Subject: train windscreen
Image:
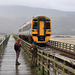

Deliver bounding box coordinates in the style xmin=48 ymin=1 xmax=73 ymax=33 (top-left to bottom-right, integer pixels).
xmin=46 ymin=22 xmax=50 ymax=29
xmin=33 ymin=22 xmax=37 ymax=29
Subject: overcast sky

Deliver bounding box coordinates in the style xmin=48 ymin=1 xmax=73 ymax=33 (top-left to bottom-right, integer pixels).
xmin=0 ymin=0 xmax=75 ymax=12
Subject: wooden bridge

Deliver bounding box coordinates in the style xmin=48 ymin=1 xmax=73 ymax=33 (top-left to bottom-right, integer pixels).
xmin=0 ymin=35 xmax=75 ymax=75
xmin=0 ymin=36 xmax=34 ymax=75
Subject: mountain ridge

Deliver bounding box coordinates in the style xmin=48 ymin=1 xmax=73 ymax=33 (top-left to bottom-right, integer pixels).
xmin=0 ymin=5 xmax=75 ymax=35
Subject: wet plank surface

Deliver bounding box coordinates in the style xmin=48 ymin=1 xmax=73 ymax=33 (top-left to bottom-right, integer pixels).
xmin=0 ymin=36 xmax=33 ymax=75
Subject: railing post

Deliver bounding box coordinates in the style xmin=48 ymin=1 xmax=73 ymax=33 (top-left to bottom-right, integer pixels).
xmin=42 ymin=52 xmax=44 ymax=75
xmin=65 ymin=43 xmax=67 ymax=50
xmin=74 ymin=45 xmax=75 ymax=52
xmin=55 ymin=41 xmax=56 ymax=47
xmin=54 ymin=56 xmax=56 ymax=75
xmin=38 ymin=53 xmax=40 ymax=70
xmin=1 ymin=42 xmax=3 ymax=50
xmin=69 ymin=44 xmax=71 ymax=51
xmin=47 ymin=54 xmax=49 ymax=75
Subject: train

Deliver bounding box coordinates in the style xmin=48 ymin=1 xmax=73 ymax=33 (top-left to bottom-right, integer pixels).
xmin=19 ymin=16 xmax=52 ymax=45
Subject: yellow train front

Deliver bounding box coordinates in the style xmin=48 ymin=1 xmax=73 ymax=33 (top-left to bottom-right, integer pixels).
xmin=31 ymin=16 xmax=51 ymax=43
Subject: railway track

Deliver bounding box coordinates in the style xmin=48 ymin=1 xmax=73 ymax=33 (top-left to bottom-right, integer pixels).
xmin=36 ymin=44 xmax=75 ymax=68
xmin=36 ymin=43 xmax=75 ymax=59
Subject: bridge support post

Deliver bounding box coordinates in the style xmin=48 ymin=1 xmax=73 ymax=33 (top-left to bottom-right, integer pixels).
xmin=42 ymin=52 xmax=44 ymax=75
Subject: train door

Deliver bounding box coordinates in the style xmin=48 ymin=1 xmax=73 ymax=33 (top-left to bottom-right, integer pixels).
xmin=38 ymin=19 xmax=46 ymax=41
xmin=39 ymin=21 xmax=44 ymax=36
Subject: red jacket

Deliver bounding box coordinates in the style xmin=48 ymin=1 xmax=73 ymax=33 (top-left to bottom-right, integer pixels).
xmin=16 ymin=38 xmax=22 ymax=52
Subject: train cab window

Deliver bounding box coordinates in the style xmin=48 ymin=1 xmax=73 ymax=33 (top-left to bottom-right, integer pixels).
xmin=33 ymin=19 xmax=37 ymax=21
xmin=46 ymin=22 xmax=50 ymax=29
xmin=33 ymin=22 xmax=37 ymax=29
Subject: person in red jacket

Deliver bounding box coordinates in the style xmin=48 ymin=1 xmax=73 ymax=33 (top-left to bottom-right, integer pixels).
xmin=15 ymin=38 xmax=22 ymax=65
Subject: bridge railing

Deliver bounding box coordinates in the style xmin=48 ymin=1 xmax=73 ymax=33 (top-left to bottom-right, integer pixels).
xmin=37 ymin=50 xmax=75 ymax=75
xmin=13 ymin=35 xmax=75 ymax=75
xmin=47 ymin=40 xmax=75 ymax=52
xmin=0 ymin=35 xmax=10 ymax=57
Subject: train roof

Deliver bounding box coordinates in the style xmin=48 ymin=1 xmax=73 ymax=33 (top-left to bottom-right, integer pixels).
xmin=19 ymin=20 xmax=32 ymax=29
xmin=19 ymin=16 xmax=51 ymax=30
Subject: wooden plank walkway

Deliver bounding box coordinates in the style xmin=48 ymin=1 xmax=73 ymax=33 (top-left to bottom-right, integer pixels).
xmin=0 ymin=36 xmax=33 ymax=75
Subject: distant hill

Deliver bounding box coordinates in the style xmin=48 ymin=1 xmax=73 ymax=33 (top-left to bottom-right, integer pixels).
xmin=0 ymin=5 xmax=75 ymax=35
xmin=52 ymin=16 xmax=75 ymax=35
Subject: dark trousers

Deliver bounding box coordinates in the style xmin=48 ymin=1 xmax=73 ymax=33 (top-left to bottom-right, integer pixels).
xmin=16 ymin=52 xmax=20 ymax=63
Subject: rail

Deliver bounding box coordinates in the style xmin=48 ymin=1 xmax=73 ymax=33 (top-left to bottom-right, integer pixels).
xmin=0 ymin=35 xmax=10 ymax=57
xmin=13 ymin=35 xmax=75 ymax=75
xmin=47 ymin=40 xmax=75 ymax=52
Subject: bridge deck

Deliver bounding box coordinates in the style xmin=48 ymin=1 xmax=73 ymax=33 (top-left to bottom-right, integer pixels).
xmin=0 ymin=36 xmax=33 ymax=75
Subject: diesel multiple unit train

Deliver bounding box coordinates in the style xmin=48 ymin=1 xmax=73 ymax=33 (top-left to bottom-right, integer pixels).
xmin=19 ymin=16 xmax=52 ymax=44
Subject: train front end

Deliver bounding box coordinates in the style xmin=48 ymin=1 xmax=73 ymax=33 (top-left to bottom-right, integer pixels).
xmin=31 ymin=16 xmax=52 ymax=43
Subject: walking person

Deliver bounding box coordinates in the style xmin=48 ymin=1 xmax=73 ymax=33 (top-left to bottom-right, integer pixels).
xmin=14 ymin=38 xmax=22 ymax=65
xmin=30 ymin=41 xmax=37 ymax=68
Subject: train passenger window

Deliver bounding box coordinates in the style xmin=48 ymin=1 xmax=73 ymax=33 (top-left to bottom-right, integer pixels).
xmin=46 ymin=22 xmax=50 ymax=29
xmin=19 ymin=29 xmax=21 ymax=32
xmin=33 ymin=22 xmax=37 ymax=29
xmin=23 ymin=24 xmax=31 ymax=31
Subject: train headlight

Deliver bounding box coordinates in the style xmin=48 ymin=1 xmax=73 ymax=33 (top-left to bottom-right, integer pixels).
xmin=32 ymin=30 xmax=35 ymax=32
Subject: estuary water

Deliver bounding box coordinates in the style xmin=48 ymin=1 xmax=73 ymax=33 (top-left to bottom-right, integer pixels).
xmin=50 ymin=35 xmax=75 ymax=45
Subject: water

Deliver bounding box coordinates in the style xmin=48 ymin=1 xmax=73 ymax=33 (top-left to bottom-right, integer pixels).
xmin=50 ymin=35 xmax=75 ymax=45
